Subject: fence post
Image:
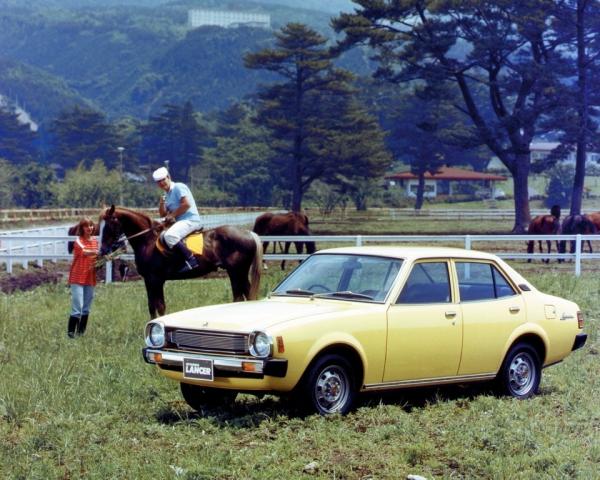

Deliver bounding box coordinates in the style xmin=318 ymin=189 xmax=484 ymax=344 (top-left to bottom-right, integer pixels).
xmin=105 ymin=261 xmax=113 ymax=284
xmin=575 ymin=234 xmax=581 ymax=277
xmin=356 ymin=235 xmax=362 ymax=247
xmin=7 ymin=240 xmax=13 ymax=274
xmin=465 ymin=235 xmax=472 ymax=250
xmin=37 ymin=240 xmax=43 ymax=268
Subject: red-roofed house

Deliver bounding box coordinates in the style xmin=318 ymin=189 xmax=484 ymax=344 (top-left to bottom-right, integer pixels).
xmin=385 ymin=166 xmax=508 ymax=198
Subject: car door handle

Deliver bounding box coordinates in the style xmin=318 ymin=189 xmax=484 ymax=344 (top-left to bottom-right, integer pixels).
xmin=509 ymin=306 xmax=520 ymax=313
xmin=445 ymin=311 xmax=457 ymax=318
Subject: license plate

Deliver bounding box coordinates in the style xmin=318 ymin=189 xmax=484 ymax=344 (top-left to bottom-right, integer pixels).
xmin=183 ymin=358 xmax=214 ymax=381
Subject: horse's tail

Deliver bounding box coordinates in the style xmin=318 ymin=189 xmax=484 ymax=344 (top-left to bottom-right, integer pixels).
xmin=248 ymin=231 xmax=263 ymax=300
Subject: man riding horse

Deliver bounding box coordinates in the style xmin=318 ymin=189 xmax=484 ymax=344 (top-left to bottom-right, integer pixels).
xmin=153 ymin=166 xmax=201 ymax=273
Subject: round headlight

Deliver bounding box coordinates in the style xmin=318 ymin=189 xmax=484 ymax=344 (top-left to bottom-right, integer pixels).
xmin=249 ymin=331 xmax=272 ymax=358
xmin=146 ymin=322 xmax=165 ymax=347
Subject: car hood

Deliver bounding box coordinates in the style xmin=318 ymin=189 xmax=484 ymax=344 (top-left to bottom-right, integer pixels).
xmin=156 ymin=297 xmax=366 ymax=332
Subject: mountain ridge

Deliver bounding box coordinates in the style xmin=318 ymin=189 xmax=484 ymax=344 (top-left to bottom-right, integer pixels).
xmin=0 ymin=0 xmax=366 ymax=125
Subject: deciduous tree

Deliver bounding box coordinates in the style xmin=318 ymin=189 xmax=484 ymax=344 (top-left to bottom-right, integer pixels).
xmin=13 ymin=162 xmax=56 ymax=208
xmin=53 ymin=160 xmax=120 ymax=208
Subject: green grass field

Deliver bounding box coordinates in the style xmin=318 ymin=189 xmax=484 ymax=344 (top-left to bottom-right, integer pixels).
xmin=1 ymin=211 xmax=599 ymax=479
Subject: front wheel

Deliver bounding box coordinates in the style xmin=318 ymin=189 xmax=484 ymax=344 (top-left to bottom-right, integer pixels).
xmin=496 ymin=343 xmax=541 ymax=399
xmin=180 ymin=382 xmax=237 ymax=411
xmin=301 ymin=354 xmax=356 ymax=415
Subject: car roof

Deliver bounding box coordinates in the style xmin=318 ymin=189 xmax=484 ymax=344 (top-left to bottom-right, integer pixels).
xmin=314 ymin=246 xmax=502 ymax=262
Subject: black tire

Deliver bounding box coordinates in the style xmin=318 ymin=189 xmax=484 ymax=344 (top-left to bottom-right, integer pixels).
xmin=180 ymin=382 xmax=237 ymax=411
xmin=496 ymin=343 xmax=541 ymax=399
xmin=301 ymin=354 xmax=356 ymax=415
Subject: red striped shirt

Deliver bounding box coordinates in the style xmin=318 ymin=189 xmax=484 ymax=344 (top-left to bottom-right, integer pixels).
xmin=68 ymin=237 xmax=98 ymax=286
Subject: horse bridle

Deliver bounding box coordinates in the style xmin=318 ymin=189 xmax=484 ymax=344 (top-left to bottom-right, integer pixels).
xmin=100 ymin=218 xmax=156 ymax=255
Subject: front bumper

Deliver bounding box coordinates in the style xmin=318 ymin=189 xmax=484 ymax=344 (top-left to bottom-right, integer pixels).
xmin=142 ymin=347 xmax=288 ymax=378
xmin=572 ymin=333 xmax=588 ymax=352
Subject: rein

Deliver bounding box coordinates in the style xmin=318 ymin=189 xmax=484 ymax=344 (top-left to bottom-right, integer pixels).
xmin=124 ymin=226 xmax=155 ymax=241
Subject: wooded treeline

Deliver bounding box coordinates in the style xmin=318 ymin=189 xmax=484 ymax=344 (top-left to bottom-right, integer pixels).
xmin=2 ymin=1 xmax=600 ymax=232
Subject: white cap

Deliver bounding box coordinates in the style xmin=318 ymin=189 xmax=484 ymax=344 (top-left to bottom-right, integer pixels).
xmin=152 ymin=167 xmax=169 ymax=182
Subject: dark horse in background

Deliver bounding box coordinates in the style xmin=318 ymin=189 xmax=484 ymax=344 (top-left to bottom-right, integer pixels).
xmin=559 ymin=213 xmax=597 ymax=256
xmin=527 ymin=205 xmax=561 ymax=263
xmin=252 ymin=211 xmax=316 ymax=270
xmin=99 ymin=206 xmax=263 ymax=318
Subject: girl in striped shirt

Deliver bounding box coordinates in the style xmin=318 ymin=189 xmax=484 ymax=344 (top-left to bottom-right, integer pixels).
xmin=67 ymin=217 xmax=98 ymax=338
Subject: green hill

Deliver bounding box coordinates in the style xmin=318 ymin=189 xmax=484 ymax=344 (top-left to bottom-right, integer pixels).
xmin=0 ymin=57 xmax=94 ymax=123
xmin=0 ymin=1 xmax=367 ymax=124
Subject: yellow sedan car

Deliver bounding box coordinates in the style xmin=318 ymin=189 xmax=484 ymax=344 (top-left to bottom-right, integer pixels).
xmin=142 ymin=246 xmax=587 ymax=415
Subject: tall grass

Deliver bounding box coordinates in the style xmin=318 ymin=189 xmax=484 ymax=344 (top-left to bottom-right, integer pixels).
xmin=0 ymin=267 xmax=598 ymax=479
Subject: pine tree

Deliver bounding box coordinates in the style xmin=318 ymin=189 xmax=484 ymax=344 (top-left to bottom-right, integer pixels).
xmin=334 ymin=1 xmax=570 ymax=231
xmin=547 ymin=0 xmax=600 ymax=214
xmin=140 ymin=102 xmax=210 ymax=183
xmin=49 ymin=106 xmax=120 ymax=171
xmin=245 ymin=23 xmax=390 ymax=211
xmin=201 ymin=104 xmax=274 ymax=206
xmin=0 ymin=105 xmax=38 ymax=164
xmin=0 ymin=158 xmax=14 ymax=208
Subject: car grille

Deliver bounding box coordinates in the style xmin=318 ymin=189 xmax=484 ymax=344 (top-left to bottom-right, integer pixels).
xmin=167 ymin=329 xmax=249 ymax=354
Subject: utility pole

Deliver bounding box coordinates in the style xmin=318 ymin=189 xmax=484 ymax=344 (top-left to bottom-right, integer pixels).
xmin=117 ymin=146 xmax=125 ymax=205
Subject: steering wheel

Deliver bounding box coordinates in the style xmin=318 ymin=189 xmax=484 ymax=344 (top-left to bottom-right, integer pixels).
xmin=308 ymin=284 xmax=329 ymax=293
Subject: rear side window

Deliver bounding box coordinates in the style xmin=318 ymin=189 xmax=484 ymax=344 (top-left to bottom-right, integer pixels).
xmin=456 ymin=262 xmax=516 ymax=301
xmin=396 ymin=262 xmax=451 ymax=304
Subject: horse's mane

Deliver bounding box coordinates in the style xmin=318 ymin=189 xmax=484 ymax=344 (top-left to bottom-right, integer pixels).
xmin=101 ymin=206 xmax=158 ymax=231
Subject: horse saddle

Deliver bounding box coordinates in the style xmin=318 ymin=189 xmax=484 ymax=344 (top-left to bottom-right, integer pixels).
xmin=156 ymin=231 xmax=204 ymax=256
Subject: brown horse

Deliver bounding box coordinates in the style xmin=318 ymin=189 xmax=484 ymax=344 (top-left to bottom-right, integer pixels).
xmin=252 ymin=211 xmax=316 ymax=270
xmin=99 ymin=206 xmax=262 ymax=318
xmin=527 ymin=217 xmax=561 ymax=263
xmin=559 ymin=214 xmax=597 ymax=255
xmin=587 ymin=211 xmax=600 ymax=231
xmin=526 ymin=205 xmax=561 ymax=263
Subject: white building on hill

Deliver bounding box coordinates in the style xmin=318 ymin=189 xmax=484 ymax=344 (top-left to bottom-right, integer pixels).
xmin=188 ymin=9 xmax=271 ymax=29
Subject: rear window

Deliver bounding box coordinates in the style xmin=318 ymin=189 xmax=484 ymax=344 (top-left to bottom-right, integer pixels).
xmin=456 ymin=262 xmax=516 ymax=301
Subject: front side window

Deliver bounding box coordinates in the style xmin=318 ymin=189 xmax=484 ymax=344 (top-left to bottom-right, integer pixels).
xmin=396 ymin=262 xmax=451 ymax=304
xmin=456 ymin=262 xmax=516 ymax=301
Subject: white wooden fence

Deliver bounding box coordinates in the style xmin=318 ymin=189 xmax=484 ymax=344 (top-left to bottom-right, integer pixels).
xmin=259 ymin=233 xmax=597 ymax=277
xmin=0 ymin=212 xmax=264 ymax=278
xmin=0 ymin=231 xmax=597 ymax=281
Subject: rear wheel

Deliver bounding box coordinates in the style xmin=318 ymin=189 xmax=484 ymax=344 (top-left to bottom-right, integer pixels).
xmin=180 ymin=382 xmax=237 ymax=411
xmin=496 ymin=343 xmax=541 ymax=399
xmin=301 ymin=354 xmax=356 ymax=415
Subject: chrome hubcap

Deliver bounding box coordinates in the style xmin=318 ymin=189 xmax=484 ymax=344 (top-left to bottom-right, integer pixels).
xmin=315 ymin=366 xmax=349 ymax=413
xmin=508 ymin=353 xmax=535 ymax=395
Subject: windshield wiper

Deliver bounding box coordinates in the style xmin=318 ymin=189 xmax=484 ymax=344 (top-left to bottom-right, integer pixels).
xmin=313 ymin=291 xmax=374 ymax=300
xmin=278 ymin=288 xmax=316 ymax=296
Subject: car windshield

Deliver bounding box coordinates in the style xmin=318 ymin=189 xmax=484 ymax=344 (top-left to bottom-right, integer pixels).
xmin=272 ymin=254 xmax=403 ymax=302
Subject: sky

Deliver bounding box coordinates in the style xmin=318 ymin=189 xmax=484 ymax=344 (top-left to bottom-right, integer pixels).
xmin=37 ymin=0 xmax=357 ymax=14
